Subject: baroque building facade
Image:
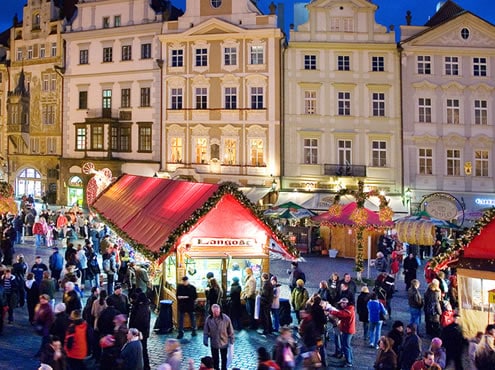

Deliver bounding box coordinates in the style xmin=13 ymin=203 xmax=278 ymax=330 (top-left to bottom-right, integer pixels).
xmin=158 ymin=0 xmax=283 ymax=196
xmin=6 ymin=0 xmax=66 ymax=203
xmin=283 ymin=0 xmax=403 ymax=211
xmin=400 ymin=1 xmax=495 ymax=215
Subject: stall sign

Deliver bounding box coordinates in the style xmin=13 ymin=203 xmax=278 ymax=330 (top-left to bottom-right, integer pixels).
xmin=193 ymin=238 xmax=256 ymax=247
xmin=424 ymin=198 xmax=458 ymax=220
xmin=475 ymin=198 xmax=495 ymax=206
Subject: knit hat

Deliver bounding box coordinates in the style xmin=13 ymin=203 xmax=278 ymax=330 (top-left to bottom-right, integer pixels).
xmin=201 ymin=356 xmax=214 ymax=368
xmin=431 ymin=337 xmax=442 ymax=347
xmin=296 ymin=279 xmax=304 ymax=287
xmin=54 ymin=303 xmax=66 ymax=314
xmin=392 ymin=320 xmax=404 ymax=329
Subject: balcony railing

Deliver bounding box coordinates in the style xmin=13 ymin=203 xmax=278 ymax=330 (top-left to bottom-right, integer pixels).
xmin=324 ymin=164 xmax=367 ymax=177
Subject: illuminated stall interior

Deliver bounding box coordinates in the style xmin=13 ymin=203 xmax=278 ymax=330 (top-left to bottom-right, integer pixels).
xmin=91 ymin=174 xmax=297 ymax=327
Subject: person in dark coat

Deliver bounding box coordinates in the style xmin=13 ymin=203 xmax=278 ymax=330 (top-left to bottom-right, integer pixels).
xmin=317 ymin=280 xmax=332 ymax=303
xmin=387 ymin=320 xmax=404 ymax=362
xmin=0 ymin=268 xmax=19 ymax=324
xmin=25 ymin=272 xmax=40 ymax=324
xmin=12 ymin=254 xmax=28 ymax=307
xmin=403 ymin=253 xmax=419 ymax=291
xmin=287 ymin=262 xmax=305 ymax=292
xmin=260 ymin=273 xmax=274 ymax=335
xmin=356 ymin=285 xmax=371 ymax=340
xmin=424 ymin=280 xmax=442 ymax=338
xmin=399 ymin=323 xmax=421 ymax=370
xmin=440 ymin=314 xmax=466 ymax=370
xmin=40 ymin=335 xmax=67 ymax=370
xmin=120 ymin=328 xmax=144 ymax=370
xmin=63 ymin=281 xmax=82 ymax=315
xmin=50 ymin=302 xmax=70 ymax=346
xmin=176 ymin=276 xmax=197 ymax=339
xmin=228 ymin=277 xmax=242 ymax=330
xmin=129 ymin=292 xmax=151 ymax=370
xmin=97 ymin=295 xmax=122 ymax=336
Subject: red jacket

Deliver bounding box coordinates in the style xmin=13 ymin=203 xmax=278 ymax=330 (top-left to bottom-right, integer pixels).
xmin=331 ymin=305 xmax=356 ymax=334
xmin=64 ymin=320 xmax=88 ymax=360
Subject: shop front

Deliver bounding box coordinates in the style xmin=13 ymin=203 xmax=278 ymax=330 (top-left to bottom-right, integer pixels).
xmin=91 ymin=174 xmax=297 ymax=329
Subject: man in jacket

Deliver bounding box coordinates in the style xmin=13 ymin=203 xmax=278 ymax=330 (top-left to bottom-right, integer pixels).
xmin=259 ymin=273 xmax=274 ymax=335
xmin=203 ymin=304 xmax=234 ymax=370
xmin=176 ymin=276 xmax=197 ymax=339
xmin=241 ymin=267 xmax=257 ymax=330
xmin=441 ymin=314 xmax=466 ymax=370
xmin=399 ymin=323 xmax=422 ymax=370
xmin=102 ymin=246 xmax=117 ymax=295
xmin=329 ymin=298 xmax=356 ymax=368
xmin=408 ymin=279 xmax=423 ymax=333
xmin=49 ymin=247 xmax=64 ymax=291
xmin=287 ymin=262 xmax=305 ymax=291
xmin=0 ymin=268 xmax=19 ymax=324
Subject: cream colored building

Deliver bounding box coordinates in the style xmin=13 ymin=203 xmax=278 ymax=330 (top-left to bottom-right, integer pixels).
xmin=158 ymin=0 xmax=283 ymax=196
xmin=0 ymin=45 xmax=8 ymax=180
xmin=6 ymin=0 xmax=65 ymax=203
xmin=60 ymin=0 xmax=169 ymax=206
xmin=283 ymin=0 xmax=403 ymax=211
xmin=400 ymin=1 xmax=495 ymax=214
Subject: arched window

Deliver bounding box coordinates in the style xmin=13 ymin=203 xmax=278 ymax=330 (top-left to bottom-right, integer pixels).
xmin=17 ymin=168 xmax=42 ymax=197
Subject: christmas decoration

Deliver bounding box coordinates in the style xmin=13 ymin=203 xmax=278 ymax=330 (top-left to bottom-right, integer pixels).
xmin=0 ymin=181 xmax=17 ymax=214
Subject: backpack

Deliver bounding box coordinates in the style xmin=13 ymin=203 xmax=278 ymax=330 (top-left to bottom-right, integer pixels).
xmin=102 ymin=258 xmax=111 ymax=273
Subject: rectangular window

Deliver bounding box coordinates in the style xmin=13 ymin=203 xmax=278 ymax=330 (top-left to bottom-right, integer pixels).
xmin=195 ymin=48 xmax=208 ymax=67
xmin=419 ymin=148 xmax=433 ymax=175
xmin=337 ymin=55 xmax=350 ymax=71
xmin=114 ymin=15 xmax=121 ymax=27
xmin=51 ymin=43 xmax=57 ymax=57
xmin=419 ymin=98 xmax=432 ymax=123
xmin=17 ymin=48 xmax=22 ymax=61
xmin=102 ymin=89 xmax=112 ymax=118
xmin=372 ymin=93 xmax=385 ymax=117
xmin=417 ymin=55 xmax=431 ymax=74
xmin=303 ymin=138 xmax=318 ymax=164
xmin=90 ymin=126 xmax=104 ymax=150
xmin=225 ymin=87 xmax=237 ymax=109
xmin=79 ymin=91 xmax=88 ymax=109
xmin=445 ymin=56 xmax=459 ymax=76
xmin=473 ymin=57 xmax=487 ymax=77
xmin=138 ymin=124 xmax=152 ymax=152
xmin=338 ymin=92 xmax=351 ymax=116
xmin=250 ymin=45 xmax=264 ymax=65
xmin=140 ymin=87 xmax=150 ymax=107
xmin=447 ymin=99 xmax=460 ymax=124
xmin=40 ymin=44 xmax=45 ymax=58
xmin=47 ymin=137 xmax=56 ymax=154
xmin=338 ymin=140 xmax=352 ymax=165
xmin=371 ymin=56 xmax=384 ymax=72
xmin=195 ymin=138 xmax=208 ymax=163
xmin=250 ymin=139 xmax=264 ymax=166
xmin=171 ymin=49 xmax=183 ymax=67
xmin=42 ymin=105 xmax=55 ymax=125
xmin=79 ymin=49 xmax=88 ymax=64
xmin=103 ymin=17 xmax=110 ymax=28
xmin=42 ymin=74 xmax=49 ymax=92
xmin=171 ymin=137 xmax=183 ymax=162
xmin=111 ymin=125 xmax=131 ymax=152
xmin=250 ymin=87 xmax=263 ymax=109
xmin=224 ymin=139 xmax=237 ymax=164
xmin=76 ymin=127 xmax=87 ymax=150
xmin=195 ymin=87 xmax=208 ymax=109
xmin=141 ymin=43 xmax=151 ymax=59
xmin=474 ymin=100 xmax=488 ymax=125
xmin=171 ymin=88 xmax=183 ymax=109
xmin=27 ymin=46 xmax=33 ymax=60
xmin=446 ymin=149 xmax=461 ymax=176
xmin=224 ymin=47 xmax=237 ymax=66
xmin=372 ymin=140 xmax=387 ymax=167
xmin=103 ymin=47 xmax=113 ymax=62
xmin=304 ymin=91 xmax=316 ymax=115
xmin=121 ymin=88 xmax=131 ymax=108
xmin=304 ymin=55 xmax=316 ymax=70
xmin=50 ymin=74 xmax=56 ymax=91
xmin=122 ymin=45 xmax=132 ymax=61
xmin=475 ymin=150 xmax=489 ymax=177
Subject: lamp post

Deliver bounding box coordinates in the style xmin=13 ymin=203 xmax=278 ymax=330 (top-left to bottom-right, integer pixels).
xmin=404 ymin=188 xmax=413 ymax=215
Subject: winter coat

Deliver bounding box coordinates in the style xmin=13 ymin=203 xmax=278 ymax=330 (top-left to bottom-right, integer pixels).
xmin=423 ymin=288 xmax=442 ymax=322
xmin=242 ymin=274 xmax=256 ymax=300
xmin=374 ymin=349 xmax=397 ymax=370
xmin=408 ymin=287 xmax=423 ymax=309
xmin=64 ymin=319 xmax=89 ymax=360
xmin=399 ymin=333 xmax=422 ymax=370
xmin=177 ymin=283 xmax=197 ymax=312
xmin=34 ymin=302 xmax=55 ymax=336
xmin=356 ymin=292 xmax=371 ymax=323
xmin=63 ymin=290 xmax=82 ymax=314
xmin=129 ymin=300 xmax=151 ymax=339
xmin=367 ymin=299 xmax=388 ymax=323
xmin=120 ymin=339 xmax=144 ymax=370
xmin=50 ymin=312 xmax=70 ymax=346
xmin=272 ymin=284 xmax=281 ymax=309
xmin=331 ymin=304 xmax=356 ymax=334
xmin=291 ymin=286 xmax=309 ymax=311
xmin=260 ymin=279 xmax=274 ymax=308
xmin=203 ymin=313 xmax=234 ymax=349
xmin=273 ymin=335 xmax=298 ymax=370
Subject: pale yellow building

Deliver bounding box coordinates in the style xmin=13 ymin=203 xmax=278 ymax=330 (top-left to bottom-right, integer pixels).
xmin=283 ymin=0 xmax=403 ymax=211
xmin=158 ymin=0 xmax=283 ymax=197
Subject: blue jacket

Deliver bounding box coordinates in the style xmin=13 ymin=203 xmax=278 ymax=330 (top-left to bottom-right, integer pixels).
xmin=49 ymin=251 xmax=64 ymax=271
xmin=367 ymin=299 xmax=387 ymax=322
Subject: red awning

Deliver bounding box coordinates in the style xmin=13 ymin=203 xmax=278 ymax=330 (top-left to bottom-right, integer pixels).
xmin=92 ymin=174 xmax=296 ymax=260
xmin=464 ymin=218 xmax=495 ymax=259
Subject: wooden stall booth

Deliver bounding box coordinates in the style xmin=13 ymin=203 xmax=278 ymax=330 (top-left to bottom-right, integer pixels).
xmin=91 ymin=174 xmax=298 ymax=329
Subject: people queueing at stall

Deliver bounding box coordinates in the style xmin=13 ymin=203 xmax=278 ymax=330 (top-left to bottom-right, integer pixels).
xmin=2 ymin=207 xmax=492 ymax=370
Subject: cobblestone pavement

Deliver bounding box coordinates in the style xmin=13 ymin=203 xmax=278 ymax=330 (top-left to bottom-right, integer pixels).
xmin=0 ymin=238 xmax=468 ymax=369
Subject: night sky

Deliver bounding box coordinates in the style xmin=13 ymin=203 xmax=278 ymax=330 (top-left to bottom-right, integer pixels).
xmin=0 ymin=0 xmax=494 ymax=39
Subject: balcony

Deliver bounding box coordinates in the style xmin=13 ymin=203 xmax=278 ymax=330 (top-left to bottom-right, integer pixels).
xmin=119 ymin=110 xmax=132 ymax=120
xmin=324 ymin=164 xmax=367 ymax=177
xmin=7 ymin=123 xmax=29 ymax=134
xmin=84 ymin=108 xmax=119 ymax=123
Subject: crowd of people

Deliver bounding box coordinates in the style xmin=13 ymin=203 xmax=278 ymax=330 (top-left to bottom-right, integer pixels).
xmin=3 ymin=204 xmax=495 ymax=369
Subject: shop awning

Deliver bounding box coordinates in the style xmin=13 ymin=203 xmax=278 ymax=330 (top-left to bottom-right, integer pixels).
xmin=91 ymin=175 xmax=298 ymax=261
xmin=239 ymin=187 xmax=272 ymax=204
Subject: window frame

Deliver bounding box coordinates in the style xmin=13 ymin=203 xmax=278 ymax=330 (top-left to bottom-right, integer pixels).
xmin=337 ymin=55 xmax=350 ymax=71
xmin=372 ymin=92 xmax=385 ymax=117
xmin=224 ymin=47 xmax=237 ymax=66
xmin=171 ymin=49 xmax=184 ymax=67
xmin=121 ymin=88 xmax=131 ymax=108
xmin=250 ymin=45 xmax=264 ymax=65
xmin=417 ymin=55 xmax=431 ymax=75
xmin=303 ymin=138 xmax=318 ymax=165
xmin=418 ymin=98 xmax=432 ymax=123
xmin=79 ymin=91 xmax=88 ymax=110
xmin=90 ymin=125 xmax=104 ymax=151
xmin=304 ymin=90 xmax=316 ymax=115
xmin=224 ymin=87 xmax=237 ymax=109
xmin=474 ymin=99 xmax=488 ymax=125
xmin=141 ymin=43 xmax=152 ymax=59
xmin=371 ymin=140 xmax=387 ymax=167
xmin=304 ymin=55 xmax=317 ymax=70
xmin=195 ymin=87 xmax=208 ymax=109
xmin=371 ymin=56 xmax=384 ymax=72
xmin=250 ymin=87 xmax=264 ymax=110
xmin=103 ymin=47 xmax=113 ymax=63
xmin=446 ymin=98 xmax=460 ymax=124
xmin=475 ymin=150 xmax=489 ymax=177
xmin=140 ymin=87 xmax=151 ymax=107
xmin=79 ymin=49 xmax=89 ymax=65
xmin=473 ymin=57 xmax=487 ymax=77
xmin=195 ymin=48 xmax=208 ymax=67
xmin=170 ymin=88 xmax=183 ymax=110
xmin=121 ymin=45 xmax=132 ymax=61
xmin=338 ymin=91 xmax=351 ymax=116
xmin=446 ymin=149 xmax=461 ymax=176
xmin=418 ymin=148 xmax=433 ymax=175
xmin=75 ymin=126 xmax=87 ymax=151
xmin=445 ymin=56 xmax=459 ymax=76
xmin=338 ymin=139 xmax=352 ymax=166
xmin=138 ymin=123 xmax=152 ymax=153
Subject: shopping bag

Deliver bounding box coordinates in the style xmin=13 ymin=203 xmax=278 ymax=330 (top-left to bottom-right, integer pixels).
xmin=227 ymin=343 xmax=234 ymax=367
xmin=254 ymin=295 xmax=261 ymax=320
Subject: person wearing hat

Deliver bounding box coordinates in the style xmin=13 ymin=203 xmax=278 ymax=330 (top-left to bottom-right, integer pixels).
xmin=387 ymin=320 xmax=404 ymax=357
xmin=229 ymin=276 xmax=242 ymax=330
xmin=64 ymin=309 xmax=90 ymax=369
xmin=109 ymin=284 xmax=130 ymax=317
xmin=290 ymin=279 xmax=308 ymax=323
xmin=176 ymin=275 xmax=198 ymax=339
xmin=328 ymin=297 xmax=356 ymax=368
xmin=400 ymin=323 xmax=422 ymax=370
xmin=50 ymin=302 xmax=70 ymax=346
xmin=441 ymin=314 xmax=466 ymax=370
xmin=198 ymin=356 xmax=215 ymax=370
xmin=429 ymin=337 xmax=446 ymax=369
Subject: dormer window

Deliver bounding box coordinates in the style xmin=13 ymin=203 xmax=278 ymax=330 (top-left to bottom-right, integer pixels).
xmin=211 ymin=0 xmax=222 ymax=8
xmin=32 ymin=13 xmax=40 ymax=30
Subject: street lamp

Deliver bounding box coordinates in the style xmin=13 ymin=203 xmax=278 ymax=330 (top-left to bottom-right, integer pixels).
xmin=404 ymin=188 xmax=413 ymax=215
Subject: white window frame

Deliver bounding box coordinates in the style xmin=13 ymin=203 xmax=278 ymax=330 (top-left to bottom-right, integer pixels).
xmin=446 ymin=149 xmax=461 ymax=176
xmin=171 ymin=49 xmax=184 ymax=67
xmin=372 ymin=140 xmax=387 ymax=167
xmin=195 ymin=48 xmax=208 ymax=67
xmin=372 ymin=92 xmax=385 ymax=117
xmin=418 ymin=98 xmax=432 ymax=123
xmin=303 ymin=138 xmax=318 ymax=165
xmin=224 ymin=47 xmax=237 ymax=66
xmin=51 ymin=43 xmax=57 ymax=57
xmin=475 ymin=150 xmax=489 ymax=177
xmin=417 ymin=56 xmax=431 ymax=75
xmin=79 ymin=49 xmax=88 ymax=64
xmin=222 ymin=137 xmax=238 ymax=165
xmin=122 ymin=45 xmax=132 ymax=61
xmin=170 ymin=88 xmax=183 ymax=110
xmin=473 ymin=57 xmax=487 ymax=77
xmin=224 ymin=87 xmax=237 ymax=109
xmin=338 ymin=92 xmax=351 ymax=116
xmin=337 ymin=55 xmax=350 ymax=71
xmin=474 ymin=99 xmax=488 ymax=125
xmin=249 ymin=138 xmax=265 ymax=166
xmin=304 ymin=55 xmax=316 ymax=70
xmin=338 ymin=139 xmax=352 ymax=165
xmin=371 ymin=56 xmax=384 ymax=72
xmin=195 ymin=87 xmax=208 ymax=109
xmin=40 ymin=44 xmax=45 ymax=58
xmin=304 ymin=90 xmax=316 ymax=115
xmin=103 ymin=47 xmax=113 ymax=62
xmin=250 ymin=87 xmax=264 ymax=109
xmin=446 ymin=99 xmax=460 ymax=124
xmin=445 ymin=56 xmax=459 ymax=76
xmin=419 ymin=148 xmax=433 ymax=175
xmin=250 ymin=45 xmax=264 ymax=65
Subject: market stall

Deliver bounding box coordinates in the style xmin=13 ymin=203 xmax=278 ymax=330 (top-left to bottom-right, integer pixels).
xmin=91 ymin=174 xmax=298 ymax=328
xmin=430 ymin=208 xmax=495 ymax=337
